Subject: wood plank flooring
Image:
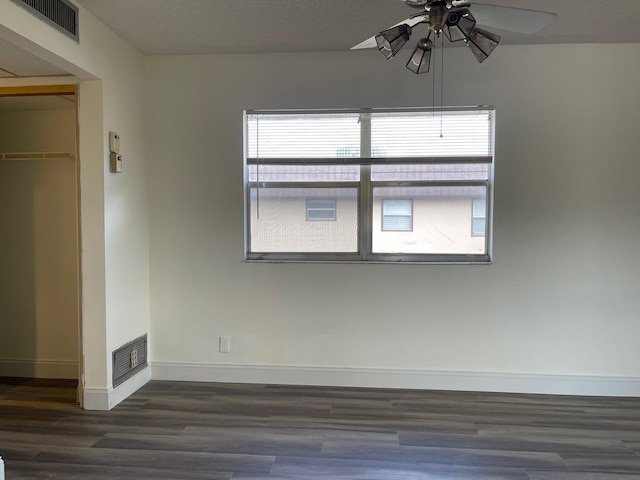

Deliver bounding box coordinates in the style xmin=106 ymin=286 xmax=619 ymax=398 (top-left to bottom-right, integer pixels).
xmin=0 ymin=377 xmax=77 ymax=406
xmin=1 ymin=381 xmax=640 ymax=479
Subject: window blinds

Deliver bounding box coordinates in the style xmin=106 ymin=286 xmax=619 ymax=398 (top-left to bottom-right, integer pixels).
xmin=246 ymin=108 xmax=494 ymax=161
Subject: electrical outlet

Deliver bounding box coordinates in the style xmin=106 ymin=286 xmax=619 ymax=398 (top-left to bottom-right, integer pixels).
xmin=130 ymin=349 xmax=138 ymax=368
xmin=219 ymin=336 xmax=231 ymax=353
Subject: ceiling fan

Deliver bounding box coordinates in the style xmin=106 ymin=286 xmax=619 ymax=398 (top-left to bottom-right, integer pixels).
xmin=351 ymin=0 xmax=557 ymax=74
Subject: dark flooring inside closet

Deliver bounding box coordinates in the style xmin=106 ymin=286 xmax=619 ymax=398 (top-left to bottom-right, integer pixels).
xmin=0 ymin=376 xmax=77 ymax=406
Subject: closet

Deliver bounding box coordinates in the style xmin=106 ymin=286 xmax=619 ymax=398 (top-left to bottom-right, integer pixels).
xmin=0 ymin=88 xmax=80 ymax=405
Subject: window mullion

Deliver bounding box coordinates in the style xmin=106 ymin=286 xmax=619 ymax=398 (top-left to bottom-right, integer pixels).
xmin=359 ymin=113 xmax=372 ymax=260
xmin=360 ymin=165 xmax=372 ymax=259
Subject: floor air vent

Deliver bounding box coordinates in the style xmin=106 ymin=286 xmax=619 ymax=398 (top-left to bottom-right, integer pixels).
xmin=11 ymin=0 xmax=79 ymax=41
xmin=112 ymin=334 xmax=147 ymax=387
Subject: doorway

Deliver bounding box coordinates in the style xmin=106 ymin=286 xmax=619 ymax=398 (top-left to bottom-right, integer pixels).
xmin=0 ymin=86 xmax=80 ymax=406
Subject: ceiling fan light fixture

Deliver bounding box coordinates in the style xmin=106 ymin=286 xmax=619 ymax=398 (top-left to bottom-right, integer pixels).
xmin=443 ymin=8 xmax=476 ymax=42
xmin=375 ymin=24 xmax=412 ymax=59
xmin=465 ymin=27 xmax=501 ymax=63
xmin=406 ymin=36 xmax=433 ymax=74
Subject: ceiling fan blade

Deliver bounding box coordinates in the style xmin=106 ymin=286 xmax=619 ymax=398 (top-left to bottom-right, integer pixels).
xmin=351 ymin=14 xmax=428 ymax=50
xmin=351 ymin=36 xmax=379 ymax=50
xmin=469 ymin=3 xmax=557 ymax=34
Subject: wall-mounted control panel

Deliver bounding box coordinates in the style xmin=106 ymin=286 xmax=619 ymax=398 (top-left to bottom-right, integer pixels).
xmin=109 ymin=131 xmax=122 ymax=173
xmin=109 ymin=131 xmax=120 ymax=153
xmin=110 ymin=153 xmax=123 ymax=173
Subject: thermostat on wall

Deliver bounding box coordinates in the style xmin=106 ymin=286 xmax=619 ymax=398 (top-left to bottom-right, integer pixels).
xmin=109 ymin=131 xmax=120 ymax=153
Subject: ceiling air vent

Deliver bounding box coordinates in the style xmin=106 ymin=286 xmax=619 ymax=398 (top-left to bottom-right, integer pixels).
xmin=11 ymin=0 xmax=79 ymax=41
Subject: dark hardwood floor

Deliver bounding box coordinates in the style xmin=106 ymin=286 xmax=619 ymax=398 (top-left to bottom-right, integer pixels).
xmin=0 ymin=377 xmax=77 ymax=406
xmin=1 ymin=380 xmax=640 ymax=479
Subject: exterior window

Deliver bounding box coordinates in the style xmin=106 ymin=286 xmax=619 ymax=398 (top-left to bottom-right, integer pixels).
xmin=245 ymin=107 xmax=494 ymax=263
xmin=472 ymin=198 xmax=486 ymax=236
xmin=382 ymin=199 xmax=412 ymax=231
xmin=307 ymin=198 xmax=336 ymax=221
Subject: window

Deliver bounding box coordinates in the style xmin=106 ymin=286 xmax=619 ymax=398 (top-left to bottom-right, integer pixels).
xmin=307 ymin=198 xmax=336 ymax=221
xmin=245 ymin=107 xmax=494 ymax=263
xmin=472 ymin=198 xmax=486 ymax=237
xmin=382 ymin=199 xmax=412 ymax=231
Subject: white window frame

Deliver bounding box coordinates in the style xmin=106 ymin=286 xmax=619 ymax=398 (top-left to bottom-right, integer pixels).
xmin=244 ymin=107 xmax=494 ymax=264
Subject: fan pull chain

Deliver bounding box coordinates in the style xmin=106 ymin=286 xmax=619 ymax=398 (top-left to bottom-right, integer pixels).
xmin=440 ymin=34 xmax=444 ymax=138
xmin=432 ymin=41 xmax=436 ymax=117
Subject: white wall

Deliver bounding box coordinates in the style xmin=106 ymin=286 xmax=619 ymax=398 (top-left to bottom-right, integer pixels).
xmin=0 ymin=1 xmax=150 ymax=408
xmin=146 ymin=44 xmax=640 ymax=395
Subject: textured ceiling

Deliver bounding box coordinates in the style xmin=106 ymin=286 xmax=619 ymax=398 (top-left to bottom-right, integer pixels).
xmin=2 ymin=0 xmax=640 ymax=79
xmin=75 ymin=0 xmax=640 ymax=55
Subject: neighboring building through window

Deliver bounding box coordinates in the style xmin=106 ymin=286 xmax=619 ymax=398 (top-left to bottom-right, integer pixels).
xmin=307 ymin=198 xmax=336 ymax=221
xmin=244 ymin=107 xmax=495 ymax=263
xmin=382 ymin=199 xmax=413 ymax=231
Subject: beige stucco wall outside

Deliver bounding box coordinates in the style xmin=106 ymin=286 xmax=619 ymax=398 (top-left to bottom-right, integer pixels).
xmin=250 ymin=196 xmax=485 ymax=254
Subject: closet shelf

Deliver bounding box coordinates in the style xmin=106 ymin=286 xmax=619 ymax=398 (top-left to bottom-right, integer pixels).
xmin=0 ymin=152 xmax=75 ymax=161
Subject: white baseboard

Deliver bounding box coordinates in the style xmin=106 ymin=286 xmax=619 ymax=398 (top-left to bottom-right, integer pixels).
xmin=150 ymin=362 xmax=640 ymax=397
xmin=0 ymin=358 xmax=78 ymax=379
xmin=83 ymin=365 xmax=151 ymax=410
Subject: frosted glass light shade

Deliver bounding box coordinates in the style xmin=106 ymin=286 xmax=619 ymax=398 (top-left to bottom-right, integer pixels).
xmin=443 ymin=8 xmax=476 ymax=42
xmin=465 ymin=27 xmax=501 ymax=63
xmin=406 ymin=38 xmax=432 ymax=74
xmin=375 ymin=24 xmax=412 ymax=59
